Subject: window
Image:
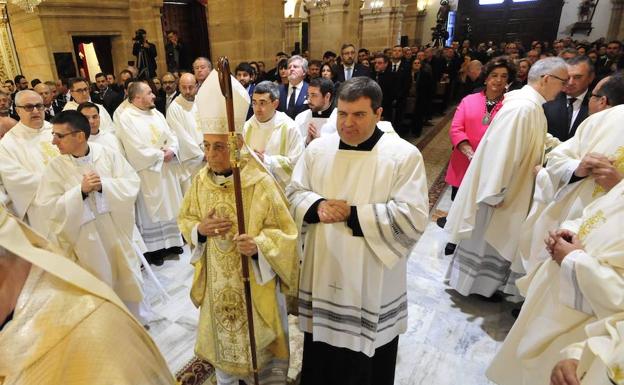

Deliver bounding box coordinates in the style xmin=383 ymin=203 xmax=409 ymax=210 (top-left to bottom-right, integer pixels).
xmin=479 ymin=0 xmax=503 ymax=4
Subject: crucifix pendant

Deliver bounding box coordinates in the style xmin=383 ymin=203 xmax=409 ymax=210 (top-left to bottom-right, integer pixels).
xmin=482 ymin=113 xmax=490 ymax=125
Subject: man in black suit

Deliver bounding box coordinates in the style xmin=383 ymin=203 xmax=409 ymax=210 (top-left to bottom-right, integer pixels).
xmin=333 ymin=43 xmax=371 ymax=84
xmin=278 ymin=55 xmax=309 ymax=119
xmin=33 ymin=83 xmax=61 ymax=121
xmin=372 ymin=54 xmax=404 ymax=131
xmin=543 ymin=56 xmax=594 ymax=142
xmin=164 ymin=30 xmax=191 ymax=73
xmin=91 ymin=73 xmax=121 ymax=117
xmin=265 ymin=52 xmax=289 ymax=83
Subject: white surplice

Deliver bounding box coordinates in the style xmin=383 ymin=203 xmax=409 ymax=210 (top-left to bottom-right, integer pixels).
xmin=294 ymin=108 xmax=337 ymax=146
xmin=63 ymin=100 xmax=114 ymax=132
xmin=244 ymin=111 xmax=303 ymax=189
xmin=113 ymin=99 xmax=130 ymax=131
xmin=165 ymin=95 xmax=205 ymax=193
xmin=287 ymin=131 xmax=429 ymax=356
xmin=487 ymin=178 xmax=624 ymax=385
xmin=0 ymin=121 xmax=59 ymax=234
xmin=89 ymin=129 xmax=124 ymax=154
xmin=116 ymin=104 xmax=184 ymax=251
xmin=444 ymin=85 xmax=548 ymax=296
xmin=34 ymin=143 xmax=144 ymax=304
xmin=518 ymin=105 xmax=624 ymax=273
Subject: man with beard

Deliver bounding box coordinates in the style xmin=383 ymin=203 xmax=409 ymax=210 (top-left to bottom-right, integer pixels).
xmin=116 ymin=81 xmax=185 ymax=265
xmin=165 ymin=73 xmax=205 ymax=193
xmin=294 ymin=77 xmax=336 ymax=146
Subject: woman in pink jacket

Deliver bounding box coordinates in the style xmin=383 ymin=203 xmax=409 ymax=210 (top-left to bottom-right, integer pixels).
xmin=445 ymin=57 xmax=516 ymax=200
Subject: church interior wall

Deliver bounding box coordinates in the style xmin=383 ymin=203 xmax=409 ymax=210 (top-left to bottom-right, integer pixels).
xmin=557 ymin=0 xmax=611 ymax=41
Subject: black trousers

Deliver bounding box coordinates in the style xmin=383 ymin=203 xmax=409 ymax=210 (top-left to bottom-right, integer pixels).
xmin=300 ymin=332 xmax=399 ymax=385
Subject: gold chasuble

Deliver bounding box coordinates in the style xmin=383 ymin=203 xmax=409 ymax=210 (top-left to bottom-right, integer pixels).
xmin=178 ymin=155 xmax=298 ymax=380
xmin=0 ymin=207 xmax=174 ymax=385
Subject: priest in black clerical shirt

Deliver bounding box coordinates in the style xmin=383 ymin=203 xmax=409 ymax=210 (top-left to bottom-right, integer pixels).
xmin=287 ymin=77 xmax=429 ymax=385
xmin=294 ymin=77 xmax=337 ymax=146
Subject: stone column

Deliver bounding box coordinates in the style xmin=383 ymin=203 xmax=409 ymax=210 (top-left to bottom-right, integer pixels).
xmin=360 ymin=0 xmax=407 ymax=52
xmin=607 ymin=0 xmax=624 ymax=40
xmin=308 ymin=0 xmax=361 ymax=59
xmin=285 ymin=17 xmax=304 ymax=54
xmin=0 ymin=2 xmax=21 ymax=80
xmin=206 ymin=0 xmax=285 ymax=67
xmin=6 ymin=4 xmax=53 ymax=80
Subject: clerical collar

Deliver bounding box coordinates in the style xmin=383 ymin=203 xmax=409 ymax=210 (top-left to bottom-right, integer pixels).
xmin=339 ymin=127 xmax=383 ymax=151
xmin=312 ymin=106 xmax=333 ymax=118
xmin=214 ymin=170 xmax=233 ymax=177
xmin=72 ymin=145 xmax=90 ymax=159
xmin=0 ymin=311 xmax=14 ymax=331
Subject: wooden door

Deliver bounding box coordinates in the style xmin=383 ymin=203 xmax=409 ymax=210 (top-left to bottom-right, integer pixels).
xmin=456 ymin=0 xmax=564 ymax=47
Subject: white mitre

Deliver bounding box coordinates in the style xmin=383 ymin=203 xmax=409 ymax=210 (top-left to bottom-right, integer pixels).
xmin=196 ymin=69 xmax=250 ymax=134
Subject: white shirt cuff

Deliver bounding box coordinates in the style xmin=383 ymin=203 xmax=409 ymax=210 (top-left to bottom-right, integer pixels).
xmin=94 ymin=191 xmax=110 ymax=215
xmin=190 ymin=223 xmax=206 ymax=263
xmin=554 ymin=159 xmax=582 ymax=201
xmin=80 ymin=199 xmax=96 ymax=226
xmin=251 ymin=247 xmax=276 ymax=285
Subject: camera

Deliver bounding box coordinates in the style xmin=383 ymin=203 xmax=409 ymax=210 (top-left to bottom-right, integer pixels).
xmin=133 ymin=29 xmax=146 ymax=45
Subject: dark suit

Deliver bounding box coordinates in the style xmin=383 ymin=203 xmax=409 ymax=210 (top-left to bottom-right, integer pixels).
xmin=373 ymin=69 xmax=403 ymax=124
xmin=91 ymin=87 xmax=121 ymax=117
xmin=333 ymin=63 xmax=371 ymax=83
xmin=278 ymin=81 xmax=309 ymax=119
xmin=543 ymin=91 xmax=591 ymax=142
xmin=165 ymin=41 xmax=192 ymax=72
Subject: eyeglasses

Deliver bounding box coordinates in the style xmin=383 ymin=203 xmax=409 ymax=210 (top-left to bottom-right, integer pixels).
xmin=542 ymin=74 xmax=569 ymax=84
xmin=72 ymin=87 xmax=90 ymax=94
xmin=16 ymin=104 xmax=45 ymax=112
xmin=51 ymin=130 xmax=81 ymax=139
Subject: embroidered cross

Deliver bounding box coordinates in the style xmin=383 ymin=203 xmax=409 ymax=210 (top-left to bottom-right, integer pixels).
xmin=329 ymin=282 xmax=342 ymax=293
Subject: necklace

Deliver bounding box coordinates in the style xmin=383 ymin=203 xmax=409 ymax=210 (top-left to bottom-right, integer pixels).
xmin=482 ymin=95 xmax=502 ymax=125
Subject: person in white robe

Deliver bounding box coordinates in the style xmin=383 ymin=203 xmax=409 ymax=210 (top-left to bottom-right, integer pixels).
xmin=0 ymin=205 xmax=174 ymax=385
xmin=78 ymin=101 xmax=125 ymax=154
xmin=487 ymin=178 xmax=624 ymax=385
xmin=165 ymin=73 xmax=205 ymax=193
xmin=244 ymin=81 xmax=303 ymax=189
xmin=116 ymin=81 xmax=185 ymax=266
xmin=294 ymin=77 xmax=336 ymax=146
xmin=443 ymin=57 xmax=569 ymax=299
xmin=518 ymin=75 xmax=624 ymax=273
xmin=34 ymin=110 xmax=145 ymax=319
xmin=552 ymin=312 xmax=624 ymax=385
xmin=63 ymin=77 xmax=114 ymax=132
xmin=0 ymin=90 xmax=59 ymax=235
xmin=286 ymin=77 xmax=429 ymax=385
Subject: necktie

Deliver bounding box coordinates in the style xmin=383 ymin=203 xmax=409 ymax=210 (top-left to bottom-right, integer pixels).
xmin=393 ymin=64 xmax=398 ymax=72
xmin=346 ymin=67 xmax=352 ymax=80
xmin=288 ymin=86 xmax=297 ymax=113
xmin=567 ymin=97 xmax=577 ymax=130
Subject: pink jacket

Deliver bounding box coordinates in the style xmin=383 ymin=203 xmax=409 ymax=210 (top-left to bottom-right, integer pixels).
xmin=445 ymin=91 xmax=503 ymax=187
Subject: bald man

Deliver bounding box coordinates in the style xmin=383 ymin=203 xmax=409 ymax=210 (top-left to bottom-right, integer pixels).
xmin=0 ymin=90 xmax=59 ymax=233
xmin=33 ymin=83 xmax=60 ymax=121
xmin=165 ymin=73 xmax=204 ymax=193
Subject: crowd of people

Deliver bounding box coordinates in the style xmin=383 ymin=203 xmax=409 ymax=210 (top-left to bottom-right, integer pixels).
xmin=0 ymin=33 xmax=623 ymax=385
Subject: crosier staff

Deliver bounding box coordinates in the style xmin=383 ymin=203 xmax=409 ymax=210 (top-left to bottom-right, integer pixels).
xmin=216 ymin=57 xmax=260 ymax=385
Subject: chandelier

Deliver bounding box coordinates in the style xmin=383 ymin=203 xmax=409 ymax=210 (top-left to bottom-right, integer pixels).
xmin=303 ymin=0 xmax=331 ymax=14
xmin=370 ymin=0 xmax=384 ymax=13
xmin=10 ymin=0 xmax=43 ymax=12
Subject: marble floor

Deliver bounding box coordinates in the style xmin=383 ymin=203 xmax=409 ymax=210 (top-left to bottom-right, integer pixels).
xmin=141 ymin=186 xmax=517 ymax=385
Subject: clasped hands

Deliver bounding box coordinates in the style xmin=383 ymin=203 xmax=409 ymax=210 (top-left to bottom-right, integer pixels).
xmin=318 ymin=199 xmax=350 ymax=223
xmin=197 ymin=208 xmax=258 ymax=257
xmin=575 ymin=152 xmax=623 ymax=192
xmin=544 ymin=229 xmax=584 ymax=265
xmin=81 ymin=171 xmax=102 ymax=194
xmin=306 ymin=122 xmax=320 ymax=145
